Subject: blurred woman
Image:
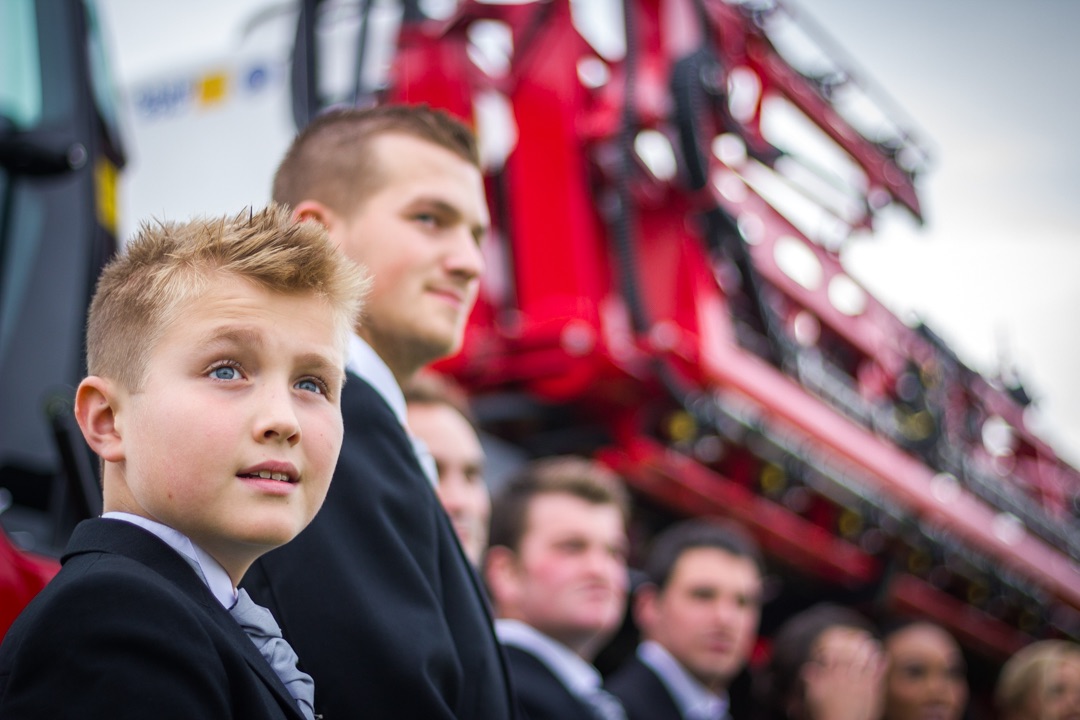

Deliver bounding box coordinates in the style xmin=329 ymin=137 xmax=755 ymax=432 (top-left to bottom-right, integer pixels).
xmin=755 ymin=603 xmax=885 ymax=720
xmin=996 ymin=640 xmax=1080 ymax=720
xmin=881 ymin=621 xmax=968 ymax=720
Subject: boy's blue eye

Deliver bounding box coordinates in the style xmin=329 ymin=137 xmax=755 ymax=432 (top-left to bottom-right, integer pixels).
xmin=296 ymin=378 xmax=325 ymax=395
xmin=210 ymin=366 xmax=240 ymax=381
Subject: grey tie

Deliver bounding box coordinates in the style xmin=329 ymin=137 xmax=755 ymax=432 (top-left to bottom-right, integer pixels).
xmin=583 ymin=688 xmax=627 ymax=720
xmin=229 ymin=588 xmax=317 ymax=720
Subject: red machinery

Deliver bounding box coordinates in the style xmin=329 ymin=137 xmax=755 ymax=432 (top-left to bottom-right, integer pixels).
xmin=0 ymin=532 xmax=58 ymax=640
xmin=302 ymin=0 xmax=1080 ymax=664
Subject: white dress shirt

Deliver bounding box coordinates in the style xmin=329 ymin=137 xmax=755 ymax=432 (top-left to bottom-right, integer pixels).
xmin=496 ymin=619 xmax=607 ymax=702
xmin=345 ymin=334 xmax=438 ymax=488
xmin=638 ymin=640 xmax=729 ymax=720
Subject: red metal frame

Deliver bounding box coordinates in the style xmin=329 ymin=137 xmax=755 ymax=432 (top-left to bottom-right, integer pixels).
xmin=386 ymin=0 xmax=1080 ymax=653
xmin=0 ymin=530 xmax=59 ymax=641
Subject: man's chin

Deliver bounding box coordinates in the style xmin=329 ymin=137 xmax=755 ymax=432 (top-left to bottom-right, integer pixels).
xmin=420 ymin=331 xmax=466 ymax=364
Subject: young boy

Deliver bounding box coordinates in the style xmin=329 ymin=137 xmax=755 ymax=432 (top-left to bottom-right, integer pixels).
xmin=0 ymin=205 xmax=369 ymax=719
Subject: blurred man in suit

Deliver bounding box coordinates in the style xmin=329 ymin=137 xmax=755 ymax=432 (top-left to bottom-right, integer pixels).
xmin=606 ymin=519 xmax=764 ymax=720
xmin=404 ymin=370 xmax=489 ymax=566
xmin=485 ymin=456 xmax=631 ymax=720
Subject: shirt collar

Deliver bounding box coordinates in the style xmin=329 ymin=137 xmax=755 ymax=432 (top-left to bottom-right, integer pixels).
xmin=345 ymin=334 xmax=407 ymax=427
xmin=102 ymin=511 xmax=237 ymax=609
xmin=496 ymin=619 xmax=603 ymax=698
xmin=638 ymin=640 xmax=728 ymax=720
xmin=345 ymin=333 xmax=439 ymax=488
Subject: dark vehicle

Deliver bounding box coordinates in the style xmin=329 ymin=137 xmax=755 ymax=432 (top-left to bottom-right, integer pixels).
xmin=0 ymin=0 xmax=125 ymax=635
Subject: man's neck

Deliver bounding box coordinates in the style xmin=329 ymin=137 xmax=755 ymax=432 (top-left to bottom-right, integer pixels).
xmin=495 ymin=618 xmax=605 ymax=691
xmin=356 ymin=331 xmax=424 ymax=388
xmin=496 ymin=612 xmax=600 ymax=660
xmin=641 ymin=637 xmax=728 ymax=692
xmin=637 ymin=639 xmax=730 ymax=719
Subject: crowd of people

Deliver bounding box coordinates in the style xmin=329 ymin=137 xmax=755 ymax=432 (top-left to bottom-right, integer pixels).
xmin=0 ymin=103 xmax=1077 ymax=719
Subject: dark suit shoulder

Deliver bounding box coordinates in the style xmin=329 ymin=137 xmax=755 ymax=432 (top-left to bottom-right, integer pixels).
xmin=605 ymin=655 xmax=684 ymax=720
xmin=4 ymin=550 xmax=216 ymax=652
xmin=503 ymin=645 xmax=600 ymax=720
xmin=1 ymin=554 xmax=243 ymax=718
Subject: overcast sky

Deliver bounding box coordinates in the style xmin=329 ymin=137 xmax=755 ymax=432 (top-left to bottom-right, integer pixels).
xmin=97 ymin=0 xmax=1080 ymax=464
xmin=802 ymin=0 xmax=1080 ymax=465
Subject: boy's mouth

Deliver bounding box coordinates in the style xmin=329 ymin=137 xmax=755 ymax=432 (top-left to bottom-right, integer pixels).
xmin=240 ymin=470 xmax=294 ymax=483
xmin=238 ymin=463 xmax=298 ymax=484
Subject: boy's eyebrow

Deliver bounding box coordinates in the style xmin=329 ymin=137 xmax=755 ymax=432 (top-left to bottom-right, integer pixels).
xmin=201 ymin=328 xmax=345 ymax=383
xmin=296 ymin=352 xmax=346 ymax=386
xmin=201 ymin=327 xmax=267 ymax=350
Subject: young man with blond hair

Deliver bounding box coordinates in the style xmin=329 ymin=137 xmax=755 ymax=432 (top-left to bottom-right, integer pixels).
xmin=244 ymin=104 xmax=516 ymax=719
xmin=0 ymin=206 xmax=369 ymax=719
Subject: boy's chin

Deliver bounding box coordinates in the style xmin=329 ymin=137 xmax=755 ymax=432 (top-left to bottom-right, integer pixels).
xmin=237 ymin=517 xmax=312 ymax=552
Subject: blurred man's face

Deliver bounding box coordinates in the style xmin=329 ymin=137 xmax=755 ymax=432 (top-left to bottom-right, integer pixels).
xmin=640 ymin=548 xmax=761 ymax=689
xmin=492 ymin=492 xmax=628 ymax=658
xmin=407 ymin=401 xmax=488 ymax=565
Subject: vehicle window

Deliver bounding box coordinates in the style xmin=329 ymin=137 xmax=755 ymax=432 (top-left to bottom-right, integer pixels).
xmin=84 ymin=0 xmax=124 ymax=148
xmin=0 ymin=0 xmax=43 ymax=129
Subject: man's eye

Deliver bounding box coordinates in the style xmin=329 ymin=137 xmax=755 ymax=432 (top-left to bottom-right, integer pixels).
xmin=210 ymin=365 xmax=241 ymax=381
xmin=296 ymin=377 xmax=327 ymax=395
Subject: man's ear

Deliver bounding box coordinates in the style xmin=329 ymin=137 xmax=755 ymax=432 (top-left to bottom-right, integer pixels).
xmin=292 ymin=200 xmax=334 ymax=229
xmin=483 ymin=545 xmax=519 ymax=609
xmin=633 ymin=583 xmax=660 ymax=633
xmin=74 ymin=376 xmax=125 ymax=463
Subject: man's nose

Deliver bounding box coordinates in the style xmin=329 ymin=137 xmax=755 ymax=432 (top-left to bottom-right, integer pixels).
xmin=445 ymin=228 xmax=485 ymax=281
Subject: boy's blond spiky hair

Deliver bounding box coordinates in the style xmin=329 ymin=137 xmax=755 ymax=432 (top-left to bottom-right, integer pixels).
xmin=86 ymin=204 xmax=370 ymax=390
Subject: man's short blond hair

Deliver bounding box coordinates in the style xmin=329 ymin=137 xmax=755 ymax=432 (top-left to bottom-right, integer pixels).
xmin=272 ymin=104 xmax=480 ymax=216
xmin=86 ymin=204 xmax=370 ymax=390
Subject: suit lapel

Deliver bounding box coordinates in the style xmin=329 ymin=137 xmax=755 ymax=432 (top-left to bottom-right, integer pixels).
xmin=344 ymin=376 xmax=518 ymax=706
xmin=65 ymin=519 xmax=306 ymax=720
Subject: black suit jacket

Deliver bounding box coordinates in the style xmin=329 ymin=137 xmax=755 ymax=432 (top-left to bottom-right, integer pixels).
xmin=605 ymin=655 xmax=685 ymax=720
xmin=503 ymin=644 xmax=606 ymax=720
xmin=0 ymin=519 xmax=305 ymax=720
xmin=244 ymin=375 xmax=515 ymax=719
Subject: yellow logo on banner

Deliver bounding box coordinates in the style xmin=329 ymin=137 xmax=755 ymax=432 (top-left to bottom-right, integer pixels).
xmin=197 ymin=71 xmax=229 ymax=106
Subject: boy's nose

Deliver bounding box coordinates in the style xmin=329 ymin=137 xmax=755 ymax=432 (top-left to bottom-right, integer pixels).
xmin=256 ymin=389 xmax=302 ymax=445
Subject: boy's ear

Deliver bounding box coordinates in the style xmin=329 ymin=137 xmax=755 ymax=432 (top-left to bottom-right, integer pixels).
xmin=74 ymin=376 xmax=125 ymax=463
